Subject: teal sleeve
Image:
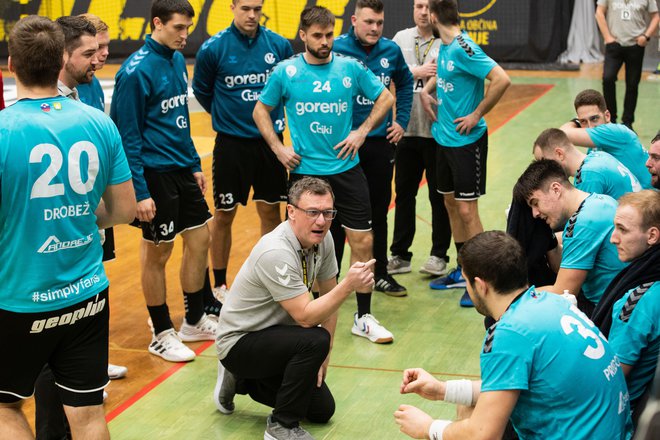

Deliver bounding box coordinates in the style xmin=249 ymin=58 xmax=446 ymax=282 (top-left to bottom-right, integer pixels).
xmin=480 ymin=327 xmax=532 ymax=392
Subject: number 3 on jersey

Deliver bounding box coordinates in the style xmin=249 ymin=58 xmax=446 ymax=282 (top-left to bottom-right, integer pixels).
xmin=313 ymin=80 xmax=332 ymax=93
xmin=560 ymin=306 xmax=607 ymax=360
xmin=30 ymin=141 xmax=99 ymax=199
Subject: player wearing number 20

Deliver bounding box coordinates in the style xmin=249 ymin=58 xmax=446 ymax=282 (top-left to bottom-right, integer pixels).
xmin=0 ymin=16 xmax=134 ymax=439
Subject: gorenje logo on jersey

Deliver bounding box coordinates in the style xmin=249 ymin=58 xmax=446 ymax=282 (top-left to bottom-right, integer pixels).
xmin=224 ymin=69 xmax=273 ymax=88
xmin=30 ymin=290 xmax=105 ymax=333
xmin=161 ymin=93 xmax=188 ymax=114
xmin=37 ymin=234 xmax=94 ymax=254
xmin=377 ymin=72 xmax=391 ymax=86
xmin=295 ymin=100 xmax=348 ymax=116
xmin=437 ymin=77 xmax=455 ymax=93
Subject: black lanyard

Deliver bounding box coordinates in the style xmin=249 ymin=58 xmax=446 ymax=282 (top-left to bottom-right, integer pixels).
xmin=415 ymin=36 xmax=435 ymax=65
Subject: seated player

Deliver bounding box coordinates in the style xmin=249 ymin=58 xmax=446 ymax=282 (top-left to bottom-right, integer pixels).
xmin=394 ymin=230 xmax=632 ymax=440
xmin=533 ymin=127 xmax=640 ymax=199
xmin=560 ymin=88 xmax=651 ymax=189
xmin=513 ymin=159 xmax=626 ymax=314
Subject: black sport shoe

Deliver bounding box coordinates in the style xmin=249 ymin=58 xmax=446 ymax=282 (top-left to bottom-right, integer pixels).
xmin=374 ymin=274 xmax=407 ymax=297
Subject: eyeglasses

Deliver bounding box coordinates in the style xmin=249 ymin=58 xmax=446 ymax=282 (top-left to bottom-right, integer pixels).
xmin=291 ymin=204 xmax=337 ymax=220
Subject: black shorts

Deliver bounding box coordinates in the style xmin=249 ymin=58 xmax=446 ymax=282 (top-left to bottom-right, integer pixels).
xmin=0 ymin=289 xmax=110 ymax=406
xmin=436 ymin=132 xmax=488 ymax=200
xmin=212 ymin=133 xmax=288 ymax=210
xmin=101 ymin=227 xmax=115 ymax=262
xmin=290 ymin=165 xmax=372 ymax=231
xmin=140 ymin=168 xmax=212 ymax=243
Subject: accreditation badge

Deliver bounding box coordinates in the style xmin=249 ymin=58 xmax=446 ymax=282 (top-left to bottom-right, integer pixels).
xmin=621 ymin=6 xmax=632 ymax=21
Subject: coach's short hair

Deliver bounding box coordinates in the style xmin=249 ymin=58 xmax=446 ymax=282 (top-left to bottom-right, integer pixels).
xmin=428 ymin=0 xmax=459 ymax=26
xmin=513 ymin=159 xmax=571 ymax=203
xmin=533 ymin=128 xmax=573 ymax=154
xmin=356 ymin=0 xmax=384 ymax=13
xmin=56 ymin=16 xmax=96 ymax=54
xmin=299 ymin=5 xmax=335 ymax=31
xmin=574 ymin=89 xmax=607 ymax=113
xmin=458 ymin=231 xmax=528 ymax=294
xmin=618 ymin=190 xmax=660 ymax=232
xmin=78 ymin=13 xmax=109 ymax=33
xmin=652 ymin=132 xmax=660 ymax=145
xmin=9 ymin=16 xmax=64 ymax=88
xmin=150 ymin=0 xmax=195 ymax=30
xmin=288 ymin=177 xmax=334 ymax=206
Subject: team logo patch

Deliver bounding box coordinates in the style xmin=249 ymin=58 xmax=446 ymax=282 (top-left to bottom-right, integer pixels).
xmin=447 ymin=61 xmax=455 ymax=71
xmin=342 ymin=77 xmax=352 ymax=88
xmin=229 ymin=55 xmax=238 ymax=64
xmin=162 ymin=76 xmax=170 ymax=86
xmin=53 ymin=102 xmax=62 ymax=110
xmin=380 ymin=58 xmax=389 ymax=68
xmin=264 ymin=52 xmax=276 ymax=64
xmin=40 ymin=103 xmax=51 ymax=112
xmin=286 ymin=65 xmax=297 ymax=77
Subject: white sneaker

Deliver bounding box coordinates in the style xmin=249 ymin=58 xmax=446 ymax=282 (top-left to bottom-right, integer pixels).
xmin=107 ymin=363 xmax=128 ymax=380
xmin=148 ymin=329 xmax=196 ymax=362
xmin=419 ymin=256 xmax=449 ymax=276
xmin=213 ymin=285 xmax=228 ymax=304
xmin=387 ymin=256 xmax=411 ymax=274
xmin=351 ymin=313 xmax=394 ymax=344
xmin=178 ymin=313 xmax=218 ymax=342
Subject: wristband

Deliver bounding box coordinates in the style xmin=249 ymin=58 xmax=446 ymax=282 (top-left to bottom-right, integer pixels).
xmin=643 ymin=34 xmax=650 ymax=41
xmin=571 ymin=118 xmax=581 ymax=128
xmin=429 ymin=419 xmax=451 ymax=440
xmin=443 ymin=379 xmax=474 ymax=406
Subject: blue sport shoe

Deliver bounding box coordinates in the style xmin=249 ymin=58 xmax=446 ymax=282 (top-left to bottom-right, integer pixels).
xmin=459 ymin=290 xmax=474 ymax=307
xmin=429 ymin=266 xmax=466 ymax=290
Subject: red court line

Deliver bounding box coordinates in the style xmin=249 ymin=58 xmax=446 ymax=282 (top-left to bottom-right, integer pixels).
xmin=388 ymin=83 xmax=554 ymax=210
xmin=108 ymin=83 xmax=555 ymax=423
xmin=105 ymin=341 xmax=214 ymax=423
xmin=486 ymin=83 xmax=554 ymax=134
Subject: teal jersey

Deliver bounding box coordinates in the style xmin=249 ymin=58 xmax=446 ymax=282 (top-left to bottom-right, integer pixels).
xmin=0 ymin=96 xmax=132 ymax=312
xmin=586 ymin=123 xmax=652 ymax=189
xmin=561 ymin=194 xmax=627 ymax=304
xmin=77 ymin=76 xmax=105 ymax=112
xmin=259 ymin=53 xmax=385 ymax=175
xmin=481 ymin=287 xmax=632 ymax=440
xmin=431 ymin=32 xmax=496 ymax=147
xmin=575 ymin=151 xmax=641 ymax=199
xmin=609 ymin=282 xmax=660 ymax=404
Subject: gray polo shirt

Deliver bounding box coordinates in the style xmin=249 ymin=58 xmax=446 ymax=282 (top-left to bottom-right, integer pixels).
xmin=216 ymin=221 xmax=338 ymax=360
xmin=598 ymin=0 xmax=658 ymax=46
xmin=392 ymin=26 xmax=441 ymax=138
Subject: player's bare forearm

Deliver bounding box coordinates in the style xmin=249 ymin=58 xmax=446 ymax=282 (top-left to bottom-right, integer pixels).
xmin=474 ymin=66 xmax=510 ymax=119
xmin=359 ymin=89 xmax=394 ymax=136
xmin=253 ymin=101 xmax=285 ymax=152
